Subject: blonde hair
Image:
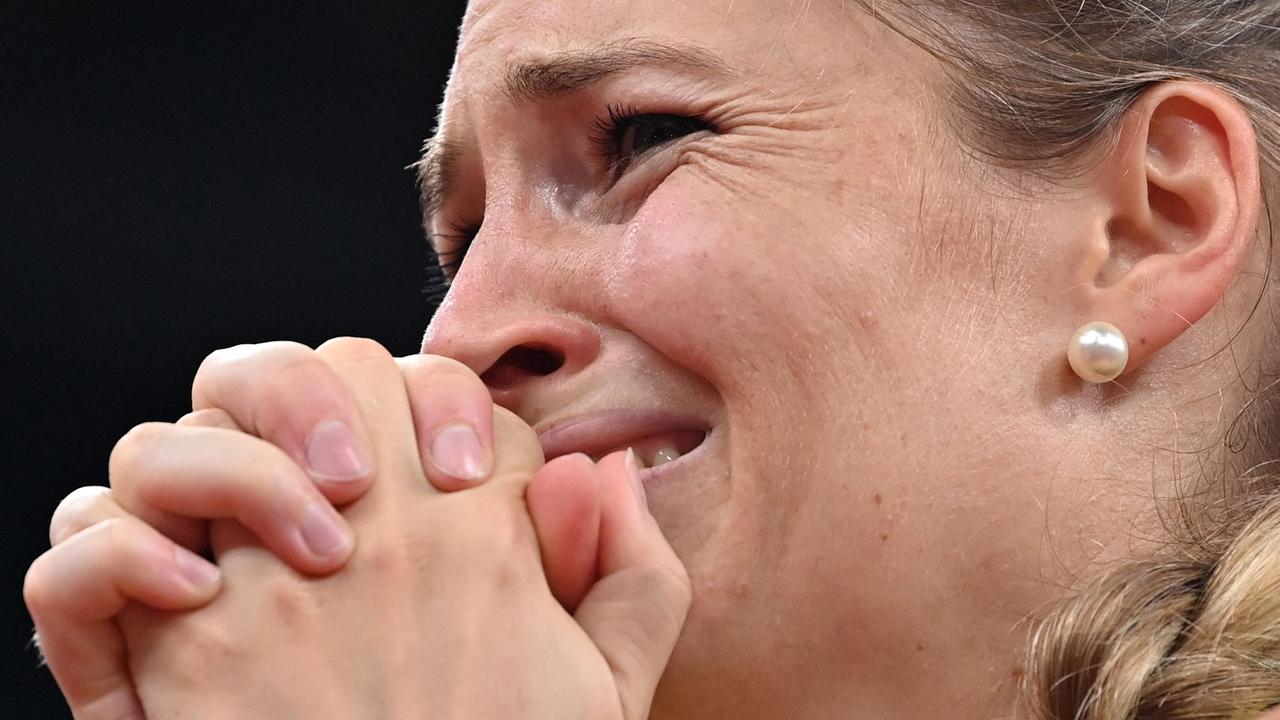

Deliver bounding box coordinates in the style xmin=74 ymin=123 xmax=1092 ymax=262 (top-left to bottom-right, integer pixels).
xmin=854 ymin=1 xmax=1280 ymax=717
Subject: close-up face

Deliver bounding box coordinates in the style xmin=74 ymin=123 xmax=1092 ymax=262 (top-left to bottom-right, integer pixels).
xmin=418 ymin=0 xmax=1254 ymax=717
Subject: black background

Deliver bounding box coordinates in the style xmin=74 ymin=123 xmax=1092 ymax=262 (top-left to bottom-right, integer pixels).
xmin=3 ymin=2 xmax=468 ymax=714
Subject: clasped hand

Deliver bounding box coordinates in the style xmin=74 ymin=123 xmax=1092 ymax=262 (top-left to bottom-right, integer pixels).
xmin=25 ymin=338 xmax=690 ymax=720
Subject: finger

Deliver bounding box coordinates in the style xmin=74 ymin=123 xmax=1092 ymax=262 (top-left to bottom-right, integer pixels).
xmin=488 ymin=404 xmax=546 ymax=483
xmin=54 ymin=417 xmax=246 ymax=549
xmin=396 ymin=354 xmax=495 ymax=490
xmin=526 ymin=453 xmax=602 ymax=611
xmin=574 ymin=450 xmax=692 ymax=720
xmin=175 ymin=407 xmax=242 ymax=430
xmin=314 ymin=338 xmax=420 ymax=501
xmin=192 ymin=341 xmax=375 ymax=504
xmin=24 ymin=517 xmax=222 ymax=720
xmin=110 ymin=422 xmax=354 ymax=573
xmin=50 ymin=487 xmax=122 ymax=546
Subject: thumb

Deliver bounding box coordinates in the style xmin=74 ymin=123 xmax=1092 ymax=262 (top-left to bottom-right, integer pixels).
xmin=574 ymin=450 xmax=691 ymax=720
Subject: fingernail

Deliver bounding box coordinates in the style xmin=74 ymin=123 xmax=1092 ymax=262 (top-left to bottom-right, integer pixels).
xmin=430 ymin=423 xmax=488 ymax=482
xmin=306 ymin=419 xmax=373 ymax=481
xmin=298 ymin=502 xmax=353 ymax=560
xmin=173 ymin=545 xmax=221 ymax=591
xmin=626 ymin=448 xmax=647 ymax=506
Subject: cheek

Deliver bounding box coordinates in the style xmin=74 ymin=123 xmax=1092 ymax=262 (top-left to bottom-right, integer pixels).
xmin=606 ymin=183 xmax=880 ymax=401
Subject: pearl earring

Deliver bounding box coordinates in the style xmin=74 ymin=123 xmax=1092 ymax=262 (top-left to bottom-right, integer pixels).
xmin=1067 ymin=321 xmax=1129 ymax=383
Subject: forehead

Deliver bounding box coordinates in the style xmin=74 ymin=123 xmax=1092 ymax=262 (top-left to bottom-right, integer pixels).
xmin=448 ymin=0 xmax=873 ymax=99
xmin=458 ymin=0 xmax=737 ymax=58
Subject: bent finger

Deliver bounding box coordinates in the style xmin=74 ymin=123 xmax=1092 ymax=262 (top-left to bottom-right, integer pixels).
xmin=397 ymin=354 xmax=495 ymax=491
xmin=50 ymin=487 xmax=125 ymax=546
xmin=191 ymin=341 xmax=375 ymax=504
xmin=24 ymin=517 xmax=221 ymax=720
xmin=110 ymin=422 xmax=353 ymax=573
xmin=174 ymin=407 xmax=242 ymax=430
xmin=526 ymin=453 xmax=602 ymax=611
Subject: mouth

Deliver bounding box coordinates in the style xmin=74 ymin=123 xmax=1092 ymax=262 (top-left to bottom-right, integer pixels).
xmin=536 ymin=409 xmax=709 ymax=470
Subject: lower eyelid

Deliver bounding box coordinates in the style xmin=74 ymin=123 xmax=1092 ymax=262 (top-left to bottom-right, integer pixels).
xmin=600 ymin=142 xmax=706 ymax=216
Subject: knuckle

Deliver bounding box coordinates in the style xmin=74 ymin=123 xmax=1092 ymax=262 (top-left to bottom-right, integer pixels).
xmin=262 ymin=573 xmax=321 ymax=633
xmin=49 ymin=486 xmax=113 ymax=545
xmin=175 ymin=407 xmax=237 ymax=429
xmin=108 ymin=422 xmax=172 ymax=486
xmin=360 ymin=531 xmax=421 ymax=582
xmin=254 ymin=355 xmax=337 ymax=410
xmin=192 ymin=341 xmax=313 ymax=407
xmin=22 ymin=554 xmax=57 ymax=613
xmin=161 ymin=617 xmax=243 ymax=686
xmin=316 ymin=336 xmax=392 ymax=364
xmin=200 ymin=341 xmax=310 ymax=373
xmin=401 ymin=353 xmax=483 ymax=386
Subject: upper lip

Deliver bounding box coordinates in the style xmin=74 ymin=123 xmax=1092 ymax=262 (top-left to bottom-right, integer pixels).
xmin=536 ymin=409 xmax=709 ymax=461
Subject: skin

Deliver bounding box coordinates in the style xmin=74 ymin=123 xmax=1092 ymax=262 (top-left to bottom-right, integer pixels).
xmin=26 ymin=0 xmax=1272 ymax=718
xmin=419 ymin=1 xmax=1264 ymax=718
xmin=28 ymin=340 xmax=688 ymax=720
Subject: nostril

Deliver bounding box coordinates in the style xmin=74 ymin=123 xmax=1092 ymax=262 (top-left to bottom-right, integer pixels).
xmin=481 ymin=344 xmax=566 ymax=389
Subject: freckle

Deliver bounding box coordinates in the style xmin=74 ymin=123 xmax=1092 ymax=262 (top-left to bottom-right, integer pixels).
xmin=873 ymin=492 xmax=883 ymax=505
xmin=915 ymin=643 xmax=924 ymax=652
xmin=879 ymin=532 xmax=890 ymax=542
xmin=1139 ymin=337 xmax=1148 ymax=346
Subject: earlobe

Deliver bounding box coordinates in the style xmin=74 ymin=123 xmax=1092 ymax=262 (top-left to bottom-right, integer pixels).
xmin=1069 ymin=81 xmax=1262 ymax=379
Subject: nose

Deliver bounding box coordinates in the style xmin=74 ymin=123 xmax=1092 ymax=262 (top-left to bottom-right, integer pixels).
xmin=423 ymin=313 xmax=601 ymax=411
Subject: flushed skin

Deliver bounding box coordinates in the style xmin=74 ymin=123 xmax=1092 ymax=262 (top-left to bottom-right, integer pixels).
xmin=420 ymin=0 xmax=1263 ymax=717
xmin=24 ymin=0 xmax=1270 ymax=717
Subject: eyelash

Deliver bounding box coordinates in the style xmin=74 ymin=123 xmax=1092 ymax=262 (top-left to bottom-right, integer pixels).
xmin=425 ymin=104 xmax=712 ymax=303
xmin=590 ymin=103 xmax=713 ymax=181
xmin=424 ymin=221 xmax=473 ymax=307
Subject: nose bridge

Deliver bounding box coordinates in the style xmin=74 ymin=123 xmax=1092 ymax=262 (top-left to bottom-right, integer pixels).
xmin=422 ymin=133 xmax=607 ymax=399
xmin=421 ymin=228 xmax=602 ymax=408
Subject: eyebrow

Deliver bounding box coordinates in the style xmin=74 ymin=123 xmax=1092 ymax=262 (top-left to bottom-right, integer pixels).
xmin=415 ymin=38 xmax=732 ymax=227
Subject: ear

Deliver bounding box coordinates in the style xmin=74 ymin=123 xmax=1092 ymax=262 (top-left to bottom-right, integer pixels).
xmin=1068 ymin=81 xmax=1261 ymax=377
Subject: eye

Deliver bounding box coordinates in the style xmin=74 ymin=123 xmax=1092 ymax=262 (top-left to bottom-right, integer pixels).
xmin=423 ymin=221 xmax=477 ymax=306
xmin=591 ymin=104 xmax=713 ymax=181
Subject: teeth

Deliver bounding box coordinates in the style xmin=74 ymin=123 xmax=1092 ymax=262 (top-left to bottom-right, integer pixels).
xmin=650 ymin=447 xmax=681 ymax=467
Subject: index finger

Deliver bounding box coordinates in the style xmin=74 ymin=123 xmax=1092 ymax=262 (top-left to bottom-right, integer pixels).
xmin=396 ymin=354 xmax=497 ymax=491
xmin=191 ymin=341 xmax=376 ymax=505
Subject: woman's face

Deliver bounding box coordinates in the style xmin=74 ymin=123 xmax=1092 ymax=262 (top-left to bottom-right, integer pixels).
xmin=422 ymin=0 xmax=1143 ymax=716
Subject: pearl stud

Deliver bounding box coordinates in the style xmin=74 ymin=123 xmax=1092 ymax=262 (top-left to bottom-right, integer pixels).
xmin=1067 ymin=321 xmax=1129 ymax=383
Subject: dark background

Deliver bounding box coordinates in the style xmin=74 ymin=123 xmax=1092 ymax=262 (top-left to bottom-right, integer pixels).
xmin=3 ymin=2 xmax=468 ymax=714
